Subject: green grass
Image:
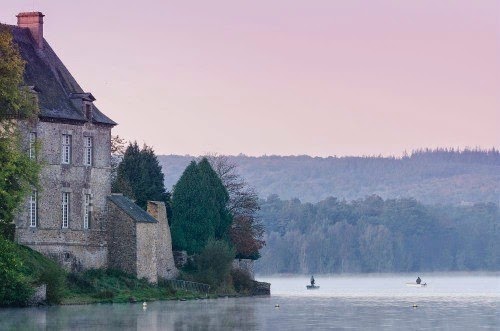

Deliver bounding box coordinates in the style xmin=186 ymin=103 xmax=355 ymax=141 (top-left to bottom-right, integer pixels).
xmin=0 ymin=237 xmax=66 ymax=306
xmin=15 ymin=245 xmax=66 ymax=303
xmin=2 ymin=240 xmax=252 ymax=306
xmin=63 ymin=269 xmax=210 ymax=304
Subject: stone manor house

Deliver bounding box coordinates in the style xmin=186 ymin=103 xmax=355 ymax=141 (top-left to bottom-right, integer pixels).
xmin=5 ymin=12 xmax=177 ymax=282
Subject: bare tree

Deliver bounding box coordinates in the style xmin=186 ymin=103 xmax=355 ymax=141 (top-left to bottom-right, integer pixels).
xmin=205 ymin=154 xmax=265 ymax=259
xmin=110 ymin=135 xmax=127 ymax=190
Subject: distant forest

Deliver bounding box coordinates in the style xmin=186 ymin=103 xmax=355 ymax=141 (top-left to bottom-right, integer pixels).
xmin=159 ymin=149 xmax=499 ymax=274
xmin=255 ymin=195 xmax=499 ymax=274
xmin=159 ymin=148 xmax=500 ymax=205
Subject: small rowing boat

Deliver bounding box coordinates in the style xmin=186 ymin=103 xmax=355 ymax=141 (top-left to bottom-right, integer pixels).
xmin=306 ymin=285 xmax=320 ymax=290
xmin=406 ymin=282 xmax=427 ymax=287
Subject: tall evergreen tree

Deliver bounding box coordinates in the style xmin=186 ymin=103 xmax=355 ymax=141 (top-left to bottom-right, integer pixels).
xmin=171 ymin=161 xmax=211 ymax=253
xmin=171 ymin=158 xmax=232 ymax=254
xmin=112 ymin=142 xmax=170 ymax=210
xmin=197 ymin=158 xmax=232 ymax=241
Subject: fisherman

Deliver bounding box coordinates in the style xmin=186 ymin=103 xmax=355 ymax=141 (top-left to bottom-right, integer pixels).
xmin=311 ymin=275 xmax=315 ymax=286
xmin=416 ymin=277 xmax=421 ymax=284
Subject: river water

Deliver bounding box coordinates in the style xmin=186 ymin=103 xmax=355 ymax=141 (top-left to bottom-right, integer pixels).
xmin=1 ymin=274 xmax=498 ymax=330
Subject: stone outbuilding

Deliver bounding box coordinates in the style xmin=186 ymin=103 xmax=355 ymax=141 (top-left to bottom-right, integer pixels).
xmin=6 ymin=11 xmax=177 ymax=282
xmin=107 ymin=196 xmax=177 ymax=282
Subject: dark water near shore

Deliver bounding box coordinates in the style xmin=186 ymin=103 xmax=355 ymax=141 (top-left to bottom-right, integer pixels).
xmin=1 ymin=274 xmax=498 ymax=330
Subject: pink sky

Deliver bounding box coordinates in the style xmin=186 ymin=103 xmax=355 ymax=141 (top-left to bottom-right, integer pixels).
xmin=2 ymin=0 xmax=499 ymax=156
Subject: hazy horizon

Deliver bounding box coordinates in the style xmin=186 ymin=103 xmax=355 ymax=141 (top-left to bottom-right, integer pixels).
xmin=2 ymin=0 xmax=498 ymax=157
xmin=157 ymin=146 xmax=499 ymax=158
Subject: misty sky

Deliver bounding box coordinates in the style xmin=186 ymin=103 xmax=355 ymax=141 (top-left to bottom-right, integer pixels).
xmin=2 ymin=0 xmax=498 ymax=156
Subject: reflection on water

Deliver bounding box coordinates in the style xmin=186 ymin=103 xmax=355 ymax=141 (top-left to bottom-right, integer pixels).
xmin=1 ymin=300 xmax=258 ymax=330
xmin=0 ymin=274 xmax=498 ymax=330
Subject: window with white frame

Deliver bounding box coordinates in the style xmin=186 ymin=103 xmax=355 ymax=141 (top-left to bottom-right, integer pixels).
xmin=29 ymin=190 xmax=37 ymax=227
xmin=83 ymin=194 xmax=91 ymax=229
xmin=29 ymin=132 xmax=36 ymax=159
xmin=61 ymin=134 xmax=72 ymax=164
xmin=84 ymin=137 xmax=92 ymax=166
xmin=62 ymin=192 xmax=69 ymax=228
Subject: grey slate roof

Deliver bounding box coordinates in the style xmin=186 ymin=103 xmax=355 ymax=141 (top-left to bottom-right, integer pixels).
xmin=108 ymin=195 xmax=157 ymax=223
xmin=4 ymin=24 xmax=116 ymax=126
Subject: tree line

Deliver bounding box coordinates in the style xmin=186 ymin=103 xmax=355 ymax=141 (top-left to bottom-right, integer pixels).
xmin=255 ymin=195 xmax=499 ymax=274
xmin=158 ymin=148 xmax=500 ymax=205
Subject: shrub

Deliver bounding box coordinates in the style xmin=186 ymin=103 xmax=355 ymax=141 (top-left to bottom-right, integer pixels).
xmin=67 ymin=272 xmax=94 ymax=293
xmin=0 ymin=223 xmax=15 ymax=241
xmin=93 ymin=290 xmax=115 ymax=299
xmin=39 ymin=264 xmax=66 ymax=304
xmin=230 ymin=269 xmax=254 ymax=294
xmin=0 ymin=237 xmax=34 ymax=306
xmin=16 ymin=245 xmax=66 ymax=304
xmin=191 ymin=239 xmax=235 ymax=289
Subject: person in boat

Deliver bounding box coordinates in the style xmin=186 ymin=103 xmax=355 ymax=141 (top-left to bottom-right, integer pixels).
xmin=310 ymin=275 xmax=315 ymax=286
xmin=416 ymin=277 xmax=421 ymax=284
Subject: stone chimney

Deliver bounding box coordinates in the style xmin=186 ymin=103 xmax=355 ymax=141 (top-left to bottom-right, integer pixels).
xmin=17 ymin=12 xmax=44 ymax=49
xmin=147 ymin=201 xmax=160 ymax=220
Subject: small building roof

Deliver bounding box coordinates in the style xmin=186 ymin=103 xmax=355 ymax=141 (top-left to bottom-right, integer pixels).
xmin=3 ymin=24 xmax=116 ymax=126
xmin=108 ymin=195 xmax=158 ymax=223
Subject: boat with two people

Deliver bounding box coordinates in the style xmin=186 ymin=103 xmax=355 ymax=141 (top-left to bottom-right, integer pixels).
xmin=406 ymin=276 xmax=427 ymax=287
xmin=306 ymin=275 xmax=320 ymax=289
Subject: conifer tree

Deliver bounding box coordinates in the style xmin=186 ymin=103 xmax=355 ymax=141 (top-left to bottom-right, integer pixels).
xmin=171 ymin=158 xmax=232 ymax=254
xmin=197 ymin=158 xmax=232 ymax=241
xmin=112 ymin=142 xmax=170 ymax=210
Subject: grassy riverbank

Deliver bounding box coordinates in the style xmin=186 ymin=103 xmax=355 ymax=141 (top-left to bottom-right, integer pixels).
xmin=62 ymin=269 xmax=209 ymax=305
xmin=0 ymin=237 xmax=65 ymax=306
xmin=1 ymin=239 xmax=259 ymax=306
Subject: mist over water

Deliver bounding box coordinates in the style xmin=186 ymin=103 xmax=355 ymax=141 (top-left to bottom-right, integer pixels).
xmin=1 ymin=273 xmax=498 ymax=330
xmin=260 ymin=273 xmax=500 ymax=298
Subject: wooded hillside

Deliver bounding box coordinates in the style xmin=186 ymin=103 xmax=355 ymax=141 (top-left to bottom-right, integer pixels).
xmin=159 ymin=149 xmax=499 ymax=205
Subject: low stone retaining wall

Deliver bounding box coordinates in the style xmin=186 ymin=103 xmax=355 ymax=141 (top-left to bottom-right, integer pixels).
xmin=27 ymin=284 xmax=47 ymax=306
xmin=252 ymin=281 xmax=271 ymax=295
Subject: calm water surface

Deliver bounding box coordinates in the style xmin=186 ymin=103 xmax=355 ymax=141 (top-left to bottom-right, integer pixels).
xmin=1 ymin=274 xmax=498 ymax=330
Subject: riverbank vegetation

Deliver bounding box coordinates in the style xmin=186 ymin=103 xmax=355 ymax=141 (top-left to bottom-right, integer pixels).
xmin=63 ymin=269 xmax=202 ymax=305
xmin=0 ymin=236 xmax=255 ymax=307
xmin=0 ymin=236 xmax=65 ymax=306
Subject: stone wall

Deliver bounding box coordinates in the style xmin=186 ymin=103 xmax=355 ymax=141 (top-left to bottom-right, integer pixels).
xmin=34 ymin=243 xmax=107 ymax=272
xmin=107 ymin=196 xmax=137 ymax=275
xmin=27 ymin=284 xmax=46 ymax=306
xmin=252 ymin=281 xmax=271 ymax=296
xmin=15 ymin=120 xmax=112 ymax=271
xmin=136 ymin=222 xmax=158 ymax=283
xmin=147 ymin=201 xmax=178 ymax=280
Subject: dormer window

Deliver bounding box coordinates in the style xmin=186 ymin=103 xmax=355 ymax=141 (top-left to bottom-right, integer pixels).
xmin=85 ymin=103 xmax=92 ymax=121
xmin=70 ymin=92 xmax=96 ymax=122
